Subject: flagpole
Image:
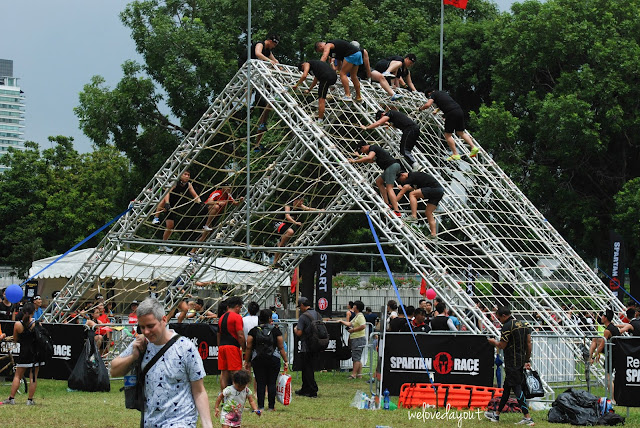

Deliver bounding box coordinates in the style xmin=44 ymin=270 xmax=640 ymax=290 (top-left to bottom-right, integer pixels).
xmin=439 ymin=0 xmax=444 ymax=91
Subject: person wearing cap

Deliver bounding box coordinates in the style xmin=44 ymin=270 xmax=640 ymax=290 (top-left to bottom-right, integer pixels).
xmin=395 ymin=170 xmax=444 ymax=239
xmin=361 ymin=109 xmax=421 ymax=169
xmin=294 ymin=297 xmax=320 ymax=398
xmin=128 ymin=301 xmax=139 ymax=325
xmin=272 ymin=196 xmax=322 ymax=266
xmin=315 ymin=39 xmax=363 ymax=102
xmin=194 ymin=298 xmax=217 ymax=322
xmin=371 ymin=54 xmax=417 ymax=101
xmin=349 ymin=142 xmax=403 ymax=217
xmin=485 ymin=306 xmax=534 ymax=425
xmin=418 ymin=88 xmax=479 ymax=161
xmin=32 ymin=296 xmax=44 ymax=320
xmin=293 ymin=60 xmax=337 ymax=124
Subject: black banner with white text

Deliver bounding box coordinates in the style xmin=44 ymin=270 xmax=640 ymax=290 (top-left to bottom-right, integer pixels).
xmin=382 ymin=333 xmax=494 ymax=395
xmin=315 ymin=252 xmax=333 ymax=316
xmin=609 ymin=230 xmax=626 ymax=301
xmin=613 ymin=337 xmax=640 ymax=407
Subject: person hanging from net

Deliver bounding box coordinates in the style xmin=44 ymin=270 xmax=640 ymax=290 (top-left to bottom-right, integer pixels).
xmin=418 ymin=88 xmax=479 ymax=161
xmin=192 ymin=182 xmax=244 ymax=250
xmin=349 ymin=141 xmax=403 ymax=218
xmin=315 ymin=39 xmax=362 ymax=102
xmin=293 ymin=61 xmax=337 ymax=124
xmin=371 ymin=54 xmax=417 ymax=101
xmin=151 ymin=170 xmax=202 ymax=253
xmin=361 ymin=109 xmax=421 ymax=170
xmin=395 ymin=170 xmax=444 ymax=239
xmin=272 ymin=196 xmax=322 ymax=267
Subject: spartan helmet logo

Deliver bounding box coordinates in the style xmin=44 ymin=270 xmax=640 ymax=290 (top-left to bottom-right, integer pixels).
xmin=433 ymin=352 xmax=453 ymax=375
xmin=526 ymin=374 xmax=540 ymax=392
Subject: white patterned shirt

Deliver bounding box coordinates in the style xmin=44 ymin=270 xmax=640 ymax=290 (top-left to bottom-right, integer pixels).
xmin=120 ymin=331 xmax=205 ymax=428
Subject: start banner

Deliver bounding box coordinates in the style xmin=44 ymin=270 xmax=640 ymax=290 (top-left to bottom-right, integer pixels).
xmin=613 ymin=337 xmax=640 ymax=407
xmin=381 ymin=332 xmax=494 ymax=395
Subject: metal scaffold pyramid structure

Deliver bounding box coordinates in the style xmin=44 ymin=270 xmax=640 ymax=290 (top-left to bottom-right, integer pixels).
xmin=44 ymin=60 xmax=623 ymax=388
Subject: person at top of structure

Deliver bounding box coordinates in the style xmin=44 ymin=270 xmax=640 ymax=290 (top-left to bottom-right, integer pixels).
xmin=246 ymin=34 xmax=281 ymax=139
xmin=293 ymin=60 xmax=337 ymax=124
xmin=151 ymin=170 xmax=202 ymax=253
xmin=350 ymin=41 xmax=372 ymax=81
xmin=272 ymin=196 xmax=322 ymax=267
xmin=315 ymin=39 xmax=362 ymax=102
xmin=349 ymin=141 xmax=403 ymax=218
xmin=395 ymin=170 xmax=444 ymax=239
xmin=361 ymin=109 xmax=421 ymax=169
xmin=418 ymin=88 xmax=479 ymax=161
xmin=371 ymin=54 xmax=417 ymax=101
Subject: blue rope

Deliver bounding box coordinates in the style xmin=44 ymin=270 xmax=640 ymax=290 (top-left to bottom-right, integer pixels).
xmin=20 ymin=206 xmax=133 ymax=287
xmin=365 ymin=212 xmax=435 ymax=387
xmin=596 ymin=266 xmax=639 ymax=306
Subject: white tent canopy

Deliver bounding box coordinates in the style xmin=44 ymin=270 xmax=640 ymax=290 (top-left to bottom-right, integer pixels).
xmin=29 ymin=248 xmax=290 ymax=288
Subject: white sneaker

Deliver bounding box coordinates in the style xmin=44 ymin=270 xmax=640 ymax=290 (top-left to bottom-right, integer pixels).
xmin=342 ymin=96 xmax=353 ymax=102
xmin=390 ymin=93 xmax=403 ymax=101
xmin=382 ymin=71 xmax=395 ymax=78
xmin=203 ymin=225 xmax=212 ymax=231
xmin=411 ymin=162 xmax=419 ymax=171
xmin=515 ymin=417 xmax=535 ymax=426
xmin=152 ymin=217 xmax=160 ymax=225
xmin=2 ymin=397 xmax=15 ymax=405
xmin=164 ymin=246 xmax=173 ymax=253
xmin=26 ymin=399 xmax=35 ymax=406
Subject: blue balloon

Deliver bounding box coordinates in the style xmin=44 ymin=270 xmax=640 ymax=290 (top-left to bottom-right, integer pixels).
xmin=5 ymin=284 xmax=23 ymax=304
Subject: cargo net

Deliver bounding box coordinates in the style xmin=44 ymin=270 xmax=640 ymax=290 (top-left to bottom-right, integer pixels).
xmin=61 ymin=61 xmax=620 ymax=353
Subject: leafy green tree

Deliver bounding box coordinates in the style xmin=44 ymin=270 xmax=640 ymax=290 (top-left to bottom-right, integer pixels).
xmin=0 ymin=138 xmax=132 ymax=276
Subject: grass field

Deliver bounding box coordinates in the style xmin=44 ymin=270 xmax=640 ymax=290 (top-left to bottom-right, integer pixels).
xmin=1 ymin=373 xmax=637 ymax=427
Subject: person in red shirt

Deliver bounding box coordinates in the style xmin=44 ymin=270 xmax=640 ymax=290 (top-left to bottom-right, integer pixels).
xmin=128 ymin=301 xmax=139 ymax=334
xmin=217 ymin=297 xmax=245 ymax=391
xmin=94 ymin=304 xmax=112 ymax=356
xmin=201 ymin=183 xmax=244 ymax=231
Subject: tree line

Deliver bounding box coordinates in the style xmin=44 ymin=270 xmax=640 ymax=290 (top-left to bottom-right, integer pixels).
xmin=1 ymin=0 xmax=639 ymax=296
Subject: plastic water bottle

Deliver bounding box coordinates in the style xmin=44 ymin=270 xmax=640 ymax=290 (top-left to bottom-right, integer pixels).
xmin=360 ymin=392 xmax=368 ymax=409
xmin=383 ymin=389 xmax=390 ymax=410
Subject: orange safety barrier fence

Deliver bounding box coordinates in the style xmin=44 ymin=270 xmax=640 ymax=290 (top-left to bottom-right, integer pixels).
xmin=398 ymin=383 xmax=503 ymax=410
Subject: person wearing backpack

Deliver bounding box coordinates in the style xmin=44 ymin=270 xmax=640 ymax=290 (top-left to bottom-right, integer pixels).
xmin=2 ymin=302 xmax=42 ymax=405
xmin=244 ymin=309 xmax=289 ymax=410
xmin=294 ymin=297 xmax=323 ymax=398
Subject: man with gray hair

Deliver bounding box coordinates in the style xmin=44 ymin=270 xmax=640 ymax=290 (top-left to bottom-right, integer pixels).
xmin=111 ymin=298 xmax=213 ymax=428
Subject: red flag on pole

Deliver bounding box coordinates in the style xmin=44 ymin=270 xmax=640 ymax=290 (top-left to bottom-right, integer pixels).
xmin=444 ymin=0 xmax=468 ymax=9
xmin=419 ymin=277 xmax=427 ymax=297
xmin=291 ymin=267 xmax=298 ymax=294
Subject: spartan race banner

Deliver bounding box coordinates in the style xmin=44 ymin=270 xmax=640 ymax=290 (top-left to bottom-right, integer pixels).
xmin=609 ymin=230 xmax=626 ymax=301
xmin=315 ymin=252 xmax=333 ymax=316
xmin=171 ymin=322 xmax=220 ymax=375
xmin=613 ymin=337 xmax=640 ymax=407
xmin=381 ymin=333 xmax=494 ymax=395
xmin=292 ymin=321 xmax=343 ymax=371
xmin=0 ymin=322 xmax=84 ymax=380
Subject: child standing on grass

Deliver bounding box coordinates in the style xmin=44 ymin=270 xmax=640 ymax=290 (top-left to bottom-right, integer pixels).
xmin=215 ymin=370 xmax=261 ymax=427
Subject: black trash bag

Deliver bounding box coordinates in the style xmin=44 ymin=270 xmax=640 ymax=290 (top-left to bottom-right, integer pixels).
xmin=68 ymin=330 xmax=110 ymax=392
xmin=597 ymin=412 xmax=625 ymax=426
xmin=548 ymin=388 xmax=599 ymax=425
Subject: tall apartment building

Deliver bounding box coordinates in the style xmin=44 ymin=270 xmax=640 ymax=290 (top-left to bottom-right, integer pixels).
xmin=0 ymin=59 xmax=26 ymax=172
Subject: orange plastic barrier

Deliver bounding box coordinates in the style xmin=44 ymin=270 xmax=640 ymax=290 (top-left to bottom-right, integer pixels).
xmin=398 ymin=383 xmax=503 ymax=410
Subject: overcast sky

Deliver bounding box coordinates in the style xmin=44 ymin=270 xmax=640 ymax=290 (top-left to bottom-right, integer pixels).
xmin=1 ymin=0 xmax=517 ymax=154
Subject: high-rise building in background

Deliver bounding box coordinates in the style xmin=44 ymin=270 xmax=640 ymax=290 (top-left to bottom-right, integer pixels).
xmin=0 ymin=59 xmax=26 ymax=172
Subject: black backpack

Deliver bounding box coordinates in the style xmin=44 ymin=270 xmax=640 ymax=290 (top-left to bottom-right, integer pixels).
xmin=254 ymin=324 xmax=276 ymax=357
xmin=32 ymin=321 xmax=54 ymax=364
xmin=303 ymin=311 xmax=329 ymax=352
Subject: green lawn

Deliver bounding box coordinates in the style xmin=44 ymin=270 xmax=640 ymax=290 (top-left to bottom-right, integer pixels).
xmin=1 ymin=373 xmax=637 ymax=427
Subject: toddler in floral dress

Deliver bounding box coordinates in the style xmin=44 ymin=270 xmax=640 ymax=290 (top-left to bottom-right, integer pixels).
xmin=214 ymin=371 xmax=260 ymax=427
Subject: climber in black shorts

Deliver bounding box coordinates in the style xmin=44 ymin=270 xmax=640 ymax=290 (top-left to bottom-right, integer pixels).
xmin=293 ymin=60 xmax=338 ymax=123
xmin=273 ymin=196 xmax=322 ymax=266
xmin=361 ymin=109 xmax=420 ymax=169
xmin=396 ymin=170 xmax=444 ymax=239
